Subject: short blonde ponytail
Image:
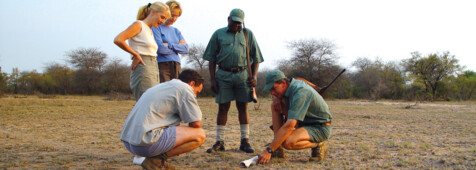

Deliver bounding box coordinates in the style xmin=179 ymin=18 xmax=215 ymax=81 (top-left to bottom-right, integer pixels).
xmin=137 ymin=2 xmax=170 ymax=20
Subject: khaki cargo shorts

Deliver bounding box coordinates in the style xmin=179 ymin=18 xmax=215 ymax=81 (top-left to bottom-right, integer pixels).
xmin=214 ymin=69 xmax=251 ymax=103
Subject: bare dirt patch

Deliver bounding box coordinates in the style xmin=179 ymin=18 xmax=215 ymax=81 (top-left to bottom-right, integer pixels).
xmin=1 ymin=96 xmax=475 ymax=169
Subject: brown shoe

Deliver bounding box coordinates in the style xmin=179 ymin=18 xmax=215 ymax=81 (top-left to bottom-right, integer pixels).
xmin=309 ymin=142 xmax=327 ymax=162
xmin=141 ymin=153 xmax=175 ymax=170
xmin=264 ymin=143 xmax=286 ymax=158
xmin=206 ymin=141 xmax=225 ymax=153
xmin=273 ymin=146 xmax=286 ymax=158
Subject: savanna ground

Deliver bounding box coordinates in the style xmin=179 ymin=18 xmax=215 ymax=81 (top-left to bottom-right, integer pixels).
xmin=0 ymin=95 xmax=475 ymax=169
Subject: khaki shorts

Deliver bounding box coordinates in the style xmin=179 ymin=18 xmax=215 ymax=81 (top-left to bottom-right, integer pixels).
xmin=130 ymin=55 xmax=159 ymax=101
xmin=302 ymin=124 xmax=332 ymax=143
xmin=214 ymin=69 xmax=251 ymax=103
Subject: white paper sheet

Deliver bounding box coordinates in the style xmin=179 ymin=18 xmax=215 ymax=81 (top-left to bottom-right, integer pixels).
xmin=240 ymin=156 xmax=258 ymax=168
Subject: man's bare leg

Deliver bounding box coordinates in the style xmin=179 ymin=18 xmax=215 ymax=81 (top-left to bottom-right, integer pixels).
xmin=282 ymin=128 xmax=316 ymax=150
xmin=167 ymin=126 xmax=206 ymax=157
xmin=237 ymin=101 xmax=254 ymax=153
xmin=207 ymin=102 xmax=231 ymax=153
xmin=217 ymin=102 xmax=231 ymax=125
xmin=142 ymin=127 xmax=205 ymax=169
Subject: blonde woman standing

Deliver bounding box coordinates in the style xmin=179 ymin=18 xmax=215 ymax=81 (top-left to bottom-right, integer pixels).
xmin=114 ymin=2 xmax=171 ymax=101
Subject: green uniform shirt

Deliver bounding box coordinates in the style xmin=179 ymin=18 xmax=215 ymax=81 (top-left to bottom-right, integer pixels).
xmin=285 ymin=79 xmax=332 ymax=125
xmin=203 ymin=27 xmax=263 ymax=68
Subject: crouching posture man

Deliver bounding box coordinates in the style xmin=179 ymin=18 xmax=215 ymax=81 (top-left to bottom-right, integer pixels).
xmin=120 ymin=70 xmax=206 ymax=169
xmin=258 ymin=71 xmax=332 ymax=164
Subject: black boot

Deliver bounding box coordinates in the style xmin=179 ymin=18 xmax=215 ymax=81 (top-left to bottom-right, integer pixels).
xmin=206 ymin=141 xmax=225 ymax=153
xmin=239 ymin=138 xmax=255 ymax=153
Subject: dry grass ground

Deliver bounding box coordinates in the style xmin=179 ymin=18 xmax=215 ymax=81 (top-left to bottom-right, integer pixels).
xmin=1 ymin=95 xmax=475 ymax=169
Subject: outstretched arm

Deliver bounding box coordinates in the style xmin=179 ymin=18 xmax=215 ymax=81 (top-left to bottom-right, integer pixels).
xmin=258 ymin=119 xmax=297 ymax=164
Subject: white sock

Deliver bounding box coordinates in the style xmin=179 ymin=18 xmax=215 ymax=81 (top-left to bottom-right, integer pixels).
xmin=132 ymin=156 xmax=145 ymax=165
xmin=240 ymin=124 xmax=249 ymax=139
xmin=216 ymin=125 xmax=225 ymax=142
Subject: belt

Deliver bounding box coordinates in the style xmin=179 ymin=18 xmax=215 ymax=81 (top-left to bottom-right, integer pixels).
xmin=218 ymin=66 xmax=247 ymax=73
xmin=300 ymin=122 xmax=331 ymax=126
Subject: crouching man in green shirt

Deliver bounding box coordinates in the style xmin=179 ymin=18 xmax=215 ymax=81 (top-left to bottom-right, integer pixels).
xmin=120 ymin=70 xmax=206 ymax=169
xmin=258 ymin=71 xmax=332 ymax=164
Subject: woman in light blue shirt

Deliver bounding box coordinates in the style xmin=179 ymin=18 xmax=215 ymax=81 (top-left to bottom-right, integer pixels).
xmin=152 ymin=0 xmax=189 ymax=82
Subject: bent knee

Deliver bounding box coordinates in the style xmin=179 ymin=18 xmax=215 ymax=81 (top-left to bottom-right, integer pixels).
xmin=195 ymin=128 xmax=206 ymax=144
xmin=283 ymin=138 xmax=298 ymax=150
xmin=282 ymin=139 xmax=296 ymax=150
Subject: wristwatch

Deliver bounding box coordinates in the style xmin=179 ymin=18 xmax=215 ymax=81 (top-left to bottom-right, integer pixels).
xmin=266 ymin=147 xmax=273 ymax=154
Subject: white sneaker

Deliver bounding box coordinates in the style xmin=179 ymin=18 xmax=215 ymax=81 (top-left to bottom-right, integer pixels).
xmin=133 ymin=156 xmax=146 ymax=165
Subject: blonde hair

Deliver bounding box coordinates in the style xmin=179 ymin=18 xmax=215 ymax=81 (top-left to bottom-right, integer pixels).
xmin=166 ymin=0 xmax=182 ymax=16
xmin=137 ymin=2 xmax=170 ymax=20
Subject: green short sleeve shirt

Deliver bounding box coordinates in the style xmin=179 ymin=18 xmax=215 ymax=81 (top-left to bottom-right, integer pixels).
xmin=285 ymin=79 xmax=332 ymax=124
xmin=203 ymin=27 xmax=263 ymax=68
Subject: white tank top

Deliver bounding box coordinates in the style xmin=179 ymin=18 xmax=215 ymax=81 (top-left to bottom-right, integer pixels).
xmin=128 ymin=21 xmax=158 ymax=57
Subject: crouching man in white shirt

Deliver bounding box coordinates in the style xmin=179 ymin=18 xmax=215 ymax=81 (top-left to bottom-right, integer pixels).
xmin=120 ymin=69 xmax=206 ymax=169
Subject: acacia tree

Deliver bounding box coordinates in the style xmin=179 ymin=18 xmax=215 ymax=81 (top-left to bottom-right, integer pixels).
xmin=351 ymin=57 xmax=384 ymax=99
xmin=182 ymin=44 xmax=215 ymax=96
xmin=277 ymin=38 xmax=343 ymax=95
xmin=66 ymin=47 xmax=107 ymax=94
xmin=285 ymin=39 xmax=338 ymax=85
xmin=403 ymin=51 xmax=460 ymax=101
xmin=183 ymin=44 xmax=207 ymax=71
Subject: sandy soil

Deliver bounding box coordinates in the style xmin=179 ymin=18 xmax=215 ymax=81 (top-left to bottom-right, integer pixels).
xmin=1 ymin=96 xmax=475 ymax=169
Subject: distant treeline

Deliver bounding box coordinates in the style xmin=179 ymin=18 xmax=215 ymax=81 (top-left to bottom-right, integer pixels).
xmin=1 ymin=39 xmax=475 ymax=101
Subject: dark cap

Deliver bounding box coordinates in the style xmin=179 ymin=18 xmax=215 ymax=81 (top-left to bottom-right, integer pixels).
xmin=263 ymin=71 xmax=286 ymax=91
xmin=229 ymin=8 xmax=244 ymax=23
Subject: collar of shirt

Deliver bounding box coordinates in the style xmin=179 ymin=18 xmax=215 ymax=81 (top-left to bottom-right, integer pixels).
xmin=172 ymin=79 xmax=195 ymax=94
xmin=284 ymin=78 xmax=297 ymax=98
xmin=225 ymin=26 xmax=242 ymax=33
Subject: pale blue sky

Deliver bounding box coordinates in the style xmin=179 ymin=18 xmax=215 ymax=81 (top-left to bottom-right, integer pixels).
xmin=1 ymin=0 xmax=475 ymax=73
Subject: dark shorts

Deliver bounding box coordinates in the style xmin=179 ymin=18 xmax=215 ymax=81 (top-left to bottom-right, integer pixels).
xmin=158 ymin=61 xmax=181 ymax=83
xmin=302 ymin=124 xmax=332 ymax=143
xmin=215 ymin=69 xmax=250 ymax=103
xmin=123 ymin=126 xmax=176 ymax=157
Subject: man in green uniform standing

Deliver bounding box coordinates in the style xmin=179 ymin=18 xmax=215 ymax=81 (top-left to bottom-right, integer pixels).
xmin=257 ymin=71 xmax=332 ymax=164
xmin=203 ymin=8 xmax=263 ymax=153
